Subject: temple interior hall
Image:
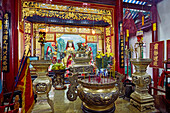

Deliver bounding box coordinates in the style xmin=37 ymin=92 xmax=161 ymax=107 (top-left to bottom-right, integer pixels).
xmin=0 ymin=0 xmax=170 ymax=113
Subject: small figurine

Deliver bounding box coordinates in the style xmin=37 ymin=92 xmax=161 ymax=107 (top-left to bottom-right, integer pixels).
xmin=14 ymin=95 xmax=20 ymax=113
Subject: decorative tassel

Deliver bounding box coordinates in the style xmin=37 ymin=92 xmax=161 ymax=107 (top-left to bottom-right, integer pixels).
xmin=142 ymin=16 xmax=144 ymax=26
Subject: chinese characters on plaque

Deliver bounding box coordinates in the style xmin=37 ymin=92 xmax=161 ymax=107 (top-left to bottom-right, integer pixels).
xmin=2 ymin=12 xmax=10 ymax=72
xmin=150 ymin=41 xmax=164 ymax=68
xmin=119 ymin=22 xmax=124 ymax=68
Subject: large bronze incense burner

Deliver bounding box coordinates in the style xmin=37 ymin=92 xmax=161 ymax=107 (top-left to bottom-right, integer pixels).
xmin=130 ymin=31 xmax=154 ymax=111
xmin=77 ymin=73 xmax=123 ymax=113
xmin=31 ymin=41 xmax=54 ymax=112
xmin=67 ymin=43 xmax=124 ymax=113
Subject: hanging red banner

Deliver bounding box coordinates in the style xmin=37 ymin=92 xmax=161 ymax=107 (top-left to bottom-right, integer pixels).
xmin=150 ymin=41 xmax=164 ymax=68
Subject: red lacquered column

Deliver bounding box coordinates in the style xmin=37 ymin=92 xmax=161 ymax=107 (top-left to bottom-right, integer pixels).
xmin=2 ymin=0 xmax=18 ymax=93
xmin=115 ymin=0 xmax=124 ymax=74
xmin=151 ymin=1 xmax=159 ymax=95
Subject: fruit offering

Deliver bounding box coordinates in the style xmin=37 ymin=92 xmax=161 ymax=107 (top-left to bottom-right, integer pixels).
xmin=52 ymin=62 xmax=66 ymax=70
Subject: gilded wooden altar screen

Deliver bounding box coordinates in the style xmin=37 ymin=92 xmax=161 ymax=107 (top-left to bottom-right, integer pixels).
xmin=21 ymin=1 xmax=115 ymax=54
xmin=24 ymin=20 xmax=32 ymax=56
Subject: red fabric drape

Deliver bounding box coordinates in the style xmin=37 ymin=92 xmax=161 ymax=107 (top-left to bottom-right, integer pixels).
xmin=158 ymin=70 xmax=170 ymax=87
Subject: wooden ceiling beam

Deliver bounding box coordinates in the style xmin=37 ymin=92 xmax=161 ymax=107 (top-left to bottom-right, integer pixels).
xmin=123 ymin=2 xmax=151 ymax=11
xmin=137 ymin=0 xmax=152 ymax=4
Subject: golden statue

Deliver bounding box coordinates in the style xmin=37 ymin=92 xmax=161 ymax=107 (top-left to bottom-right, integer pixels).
xmin=62 ymin=40 xmax=75 ymax=67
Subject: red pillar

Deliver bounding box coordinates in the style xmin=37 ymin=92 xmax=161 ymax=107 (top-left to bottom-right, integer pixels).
xmin=2 ymin=0 xmax=18 ymax=93
xmin=115 ymin=0 xmax=124 ymax=74
xmin=151 ymin=1 xmax=159 ymax=95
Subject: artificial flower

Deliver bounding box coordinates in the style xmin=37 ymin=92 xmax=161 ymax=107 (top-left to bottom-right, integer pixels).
xmin=110 ymin=53 xmax=114 ymax=57
xmin=101 ymin=53 xmax=105 ymax=57
xmin=96 ymin=55 xmax=101 ymax=58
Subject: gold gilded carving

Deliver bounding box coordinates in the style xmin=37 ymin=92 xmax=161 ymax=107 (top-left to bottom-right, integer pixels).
xmin=50 ymin=26 xmax=63 ymax=32
xmin=87 ymin=35 xmax=97 ymax=42
xmin=98 ymin=39 xmax=103 ymax=49
xmin=106 ymin=44 xmax=111 ymax=53
xmin=79 ymin=35 xmax=86 ymax=39
xmin=106 ymin=36 xmax=111 ymax=53
xmin=24 ymin=22 xmax=32 ymax=56
xmin=98 ymin=35 xmax=102 ymax=39
xmin=65 ymin=27 xmax=77 ymax=33
xmin=106 ymin=27 xmax=110 ymax=36
xmin=46 ymin=34 xmax=54 ymax=41
xmin=93 ymin=28 xmax=102 ymax=34
xmin=24 ymin=22 xmax=31 ymax=33
xmin=95 ymin=27 xmax=104 ymax=33
xmin=56 ymin=33 xmax=63 ymax=38
xmin=103 ymin=15 xmax=112 ymax=25
xmin=25 ymin=34 xmax=31 ymax=44
xmin=23 ymin=1 xmax=111 ymax=16
xmin=22 ymin=2 xmax=112 ymax=25
xmin=79 ymin=28 xmax=90 ymax=33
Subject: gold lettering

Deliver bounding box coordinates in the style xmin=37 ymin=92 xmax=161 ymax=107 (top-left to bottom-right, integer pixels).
xmin=2 ymin=65 xmax=7 ymax=71
xmin=3 ymin=43 xmax=8 ymax=50
xmin=154 ymin=43 xmax=159 ymax=50
xmin=3 ymin=61 xmax=7 ymax=65
xmin=3 ymin=24 xmax=8 ymax=29
xmin=4 ymin=29 xmax=8 ymax=35
xmin=153 ymin=56 xmax=158 ymax=61
xmin=154 ymin=50 xmax=158 ymax=56
xmin=2 ymin=55 xmax=7 ymax=60
xmin=3 ymin=35 xmax=8 ymax=40
xmin=4 ymin=13 xmax=8 ymax=19
xmin=153 ymin=61 xmax=158 ymax=66
xmin=3 ymin=40 xmax=7 ymax=44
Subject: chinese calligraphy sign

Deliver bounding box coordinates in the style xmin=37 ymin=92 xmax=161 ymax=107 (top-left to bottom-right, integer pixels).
xmin=2 ymin=12 xmax=10 ymax=72
xmin=150 ymin=41 xmax=164 ymax=68
xmin=119 ymin=22 xmax=124 ymax=68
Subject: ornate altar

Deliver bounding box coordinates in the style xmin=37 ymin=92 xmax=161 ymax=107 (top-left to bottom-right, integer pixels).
xmin=66 ymin=43 xmax=124 ymax=113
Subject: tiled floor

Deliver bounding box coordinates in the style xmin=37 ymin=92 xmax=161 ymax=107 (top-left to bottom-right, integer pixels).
xmin=32 ymin=85 xmax=161 ymax=113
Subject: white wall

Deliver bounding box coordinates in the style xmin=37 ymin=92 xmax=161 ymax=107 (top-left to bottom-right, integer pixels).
xmin=157 ymin=0 xmax=170 ymax=61
xmin=129 ymin=0 xmax=170 ymax=78
xmin=129 ymin=31 xmax=153 ymax=78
